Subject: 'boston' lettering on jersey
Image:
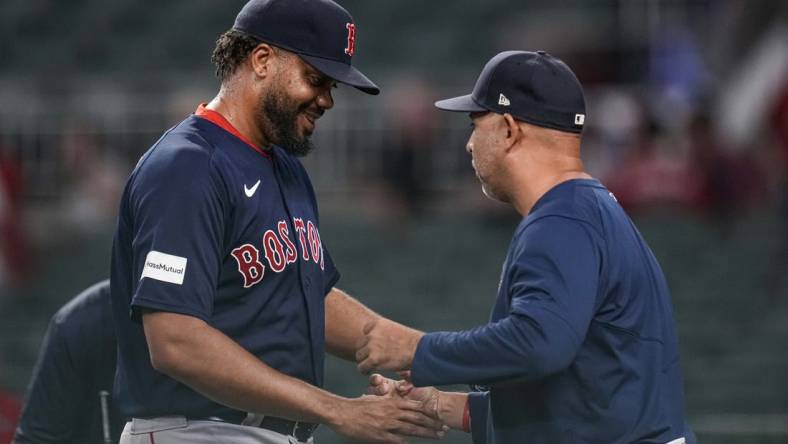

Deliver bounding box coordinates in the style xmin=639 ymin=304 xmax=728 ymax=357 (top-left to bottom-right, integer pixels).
xmin=232 ymin=217 xmax=325 ymax=288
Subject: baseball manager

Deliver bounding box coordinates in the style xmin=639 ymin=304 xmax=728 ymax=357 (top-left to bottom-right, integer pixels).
xmin=360 ymin=51 xmax=696 ymax=444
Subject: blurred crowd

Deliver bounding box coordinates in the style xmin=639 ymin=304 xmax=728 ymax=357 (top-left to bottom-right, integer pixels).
xmin=1 ymin=15 xmax=787 ymax=289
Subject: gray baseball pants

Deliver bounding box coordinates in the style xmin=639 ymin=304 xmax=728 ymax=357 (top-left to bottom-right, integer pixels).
xmin=119 ymin=416 xmax=314 ymax=444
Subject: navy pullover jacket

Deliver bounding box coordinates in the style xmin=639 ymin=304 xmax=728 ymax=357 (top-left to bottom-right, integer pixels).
xmin=411 ymin=179 xmax=693 ymax=444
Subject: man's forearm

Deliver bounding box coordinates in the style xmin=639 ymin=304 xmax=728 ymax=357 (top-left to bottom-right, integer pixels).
xmin=143 ymin=311 xmax=342 ymax=425
xmin=143 ymin=311 xmax=447 ymax=443
xmin=324 ymin=287 xmax=381 ymax=360
xmin=411 ymin=311 xmax=579 ymax=387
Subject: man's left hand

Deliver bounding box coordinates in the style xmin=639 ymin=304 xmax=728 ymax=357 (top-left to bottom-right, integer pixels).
xmin=356 ymin=319 xmax=425 ymax=374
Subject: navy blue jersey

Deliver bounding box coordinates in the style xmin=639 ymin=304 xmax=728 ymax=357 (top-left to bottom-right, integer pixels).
xmin=412 ymin=179 xmax=692 ymax=444
xmin=110 ymin=105 xmax=339 ymax=419
xmin=14 ymin=280 xmax=123 ymax=444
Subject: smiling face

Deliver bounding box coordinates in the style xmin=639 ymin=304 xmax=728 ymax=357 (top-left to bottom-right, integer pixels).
xmin=256 ymin=49 xmax=336 ymax=156
xmin=466 ymin=111 xmax=511 ymax=202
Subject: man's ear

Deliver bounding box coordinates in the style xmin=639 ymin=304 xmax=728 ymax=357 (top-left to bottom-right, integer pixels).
xmin=502 ymin=113 xmax=522 ymax=150
xmin=249 ymin=43 xmax=276 ymax=79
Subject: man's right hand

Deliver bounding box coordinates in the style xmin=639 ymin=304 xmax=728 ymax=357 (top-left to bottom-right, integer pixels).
xmin=368 ymin=373 xmax=467 ymax=433
xmin=328 ymin=395 xmax=446 ymax=444
xmin=368 ymin=373 xmax=440 ymax=413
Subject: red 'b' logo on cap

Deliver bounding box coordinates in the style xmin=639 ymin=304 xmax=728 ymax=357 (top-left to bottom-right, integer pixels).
xmin=344 ymin=23 xmax=356 ymax=56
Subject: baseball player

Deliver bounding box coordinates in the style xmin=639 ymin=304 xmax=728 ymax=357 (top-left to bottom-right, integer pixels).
xmin=110 ymin=0 xmax=444 ymax=443
xmin=359 ymin=51 xmax=696 ymax=444
xmin=13 ymin=280 xmax=124 ymax=444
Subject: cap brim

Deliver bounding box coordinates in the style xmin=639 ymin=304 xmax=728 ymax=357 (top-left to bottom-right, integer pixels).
xmin=434 ymin=94 xmax=487 ymax=112
xmin=300 ymin=54 xmax=380 ymax=95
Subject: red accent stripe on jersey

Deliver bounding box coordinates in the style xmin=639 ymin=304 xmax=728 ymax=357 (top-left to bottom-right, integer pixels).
xmin=195 ymin=104 xmax=271 ymax=158
xmin=149 ymin=432 xmax=156 ymax=444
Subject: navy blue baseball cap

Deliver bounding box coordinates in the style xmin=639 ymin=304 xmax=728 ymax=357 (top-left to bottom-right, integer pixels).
xmin=435 ymin=51 xmax=586 ymax=133
xmin=233 ymin=0 xmax=379 ymax=95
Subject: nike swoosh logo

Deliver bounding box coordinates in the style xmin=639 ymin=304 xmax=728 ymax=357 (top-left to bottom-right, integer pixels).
xmin=244 ymin=180 xmax=261 ymax=198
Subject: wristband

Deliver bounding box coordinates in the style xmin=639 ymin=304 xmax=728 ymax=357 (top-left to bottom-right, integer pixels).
xmin=462 ymin=397 xmax=471 ymax=433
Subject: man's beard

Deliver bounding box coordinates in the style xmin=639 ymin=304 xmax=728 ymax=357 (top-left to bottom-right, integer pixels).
xmin=257 ymin=88 xmax=314 ymax=157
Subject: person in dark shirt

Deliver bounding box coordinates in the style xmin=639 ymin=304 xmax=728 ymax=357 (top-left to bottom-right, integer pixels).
xmin=359 ymin=51 xmax=695 ymax=444
xmin=109 ymin=0 xmax=443 ymax=443
xmin=13 ymin=280 xmax=124 ymax=444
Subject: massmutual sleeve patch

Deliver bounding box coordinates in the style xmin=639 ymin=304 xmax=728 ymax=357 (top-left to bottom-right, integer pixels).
xmin=141 ymin=250 xmax=188 ymax=285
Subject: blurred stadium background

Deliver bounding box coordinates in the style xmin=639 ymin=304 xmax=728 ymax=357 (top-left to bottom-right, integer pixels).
xmin=1 ymin=0 xmax=787 ymax=442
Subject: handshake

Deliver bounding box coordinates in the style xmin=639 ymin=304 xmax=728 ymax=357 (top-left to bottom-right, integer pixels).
xmin=327 ymin=319 xmax=467 ymax=444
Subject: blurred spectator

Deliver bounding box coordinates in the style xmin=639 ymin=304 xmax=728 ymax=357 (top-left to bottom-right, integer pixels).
xmin=59 ymin=123 xmax=124 ymax=234
xmin=688 ymin=110 xmax=767 ymax=222
xmin=0 ymin=147 xmax=31 ymax=287
xmin=768 ymin=79 xmax=788 ymax=299
xmin=375 ymin=78 xmax=438 ymax=234
xmin=649 ymin=26 xmax=711 ymax=130
xmin=688 ymin=112 xmax=736 ymax=221
xmin=605 ymin=118 xmax=701 ymax=213
xmin=772 ymin=81 xmax=788 ymax=214
xmin=582 ymin=89 xmax=643 ymax=180
xmin=0 ymin=388 xmax=21 ymax=444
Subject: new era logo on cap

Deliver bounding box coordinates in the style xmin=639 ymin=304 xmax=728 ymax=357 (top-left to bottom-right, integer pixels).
xmin=575 ymin=114 xmax=585 ymax=126
xmin=498 ymin=94 xmax=510 ymax=106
